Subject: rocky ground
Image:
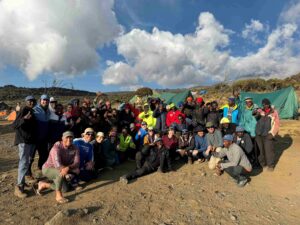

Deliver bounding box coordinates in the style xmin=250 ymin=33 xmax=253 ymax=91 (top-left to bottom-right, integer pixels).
xmin=0 ymin=120 xmax=299 ymax=225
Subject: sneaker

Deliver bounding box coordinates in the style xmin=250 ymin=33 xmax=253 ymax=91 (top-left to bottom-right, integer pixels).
xmin=14 ymin=186 xmax=27 ymax=199
xmin=119 ymin=176 xmax=128 ymax=184
xmin=237 ymin=179 xmax=248 ymax=187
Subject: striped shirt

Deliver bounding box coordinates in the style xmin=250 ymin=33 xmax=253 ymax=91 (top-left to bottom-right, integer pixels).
xmin=43 ymin=141 xmax=80 ymax=170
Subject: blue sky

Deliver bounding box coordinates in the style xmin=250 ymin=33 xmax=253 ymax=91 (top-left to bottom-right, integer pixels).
xmin=0 ymin=0 xmax=298 ymax=92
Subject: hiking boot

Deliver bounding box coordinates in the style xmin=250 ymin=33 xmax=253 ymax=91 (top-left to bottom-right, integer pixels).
xmin=237 ymin=179 xmax=248 ymax=187
xmin=119 ymin=176 xmax=128 ymax=184
xmin=14 ymin=185 xmax=27 ymax=199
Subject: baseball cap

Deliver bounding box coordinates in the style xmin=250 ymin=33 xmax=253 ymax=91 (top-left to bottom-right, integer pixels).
xmin=25 ymin=95 xmax=35 ymax=101
xmin=50 ymin=97 xmax=57 ymax=103
xmin=148 ymin=126 xmax=154 ymax=131
xmin=141 ymin=121 xmax=147 ymax=126
xmin=206 ymin=121 xmax=214 ymax=128
xmin=236 ymin=126 xmax=245 ymax=132
xmin=196 ymin=97 xmax=203 ymax=103
xmin=96 ymin=132 xmax=104 ymax=137
xmin=62 ymin=131 xmax=74 ymax=138
xmin=84 ymin=127 xmax=94 ymax=135
xmin=223 ymin=134 xmax=234 ymax=141
xmin=40 ymin=94 xmax=49 ymax=100
xmin=220 ymin=117 xmax=230 ymax=124
xmin=244 ymin=96 xmax=253 ymax=102
xmin=194 ymin=126 xmax=205 ymax=132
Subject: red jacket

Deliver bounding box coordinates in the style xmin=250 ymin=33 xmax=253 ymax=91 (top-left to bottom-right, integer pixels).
xmin=166 ymin=110 xmax=185 ymax=127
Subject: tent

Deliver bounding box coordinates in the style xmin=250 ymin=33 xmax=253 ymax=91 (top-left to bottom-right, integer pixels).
xmin=6 ymin=111 xmax=16 ymax=121
xmin=163 ymin=90 xmax=193 ymax=106
xmin=129 ymin=90 xmax=193 ymax=106
xmin=240 ymin=86 xmax=299 ymax=119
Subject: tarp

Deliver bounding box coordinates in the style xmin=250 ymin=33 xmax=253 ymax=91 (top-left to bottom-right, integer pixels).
xmin=240 ymin=86 xmax=299 ymax=119
xmin=7 ymin=111 xmax=16 ymax=121
xmin=129 ymin=90 xmax=193 ymax=106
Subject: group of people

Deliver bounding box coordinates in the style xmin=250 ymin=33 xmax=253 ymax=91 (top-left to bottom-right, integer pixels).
xmin=13 ymin=92 xmax=280 ymax=203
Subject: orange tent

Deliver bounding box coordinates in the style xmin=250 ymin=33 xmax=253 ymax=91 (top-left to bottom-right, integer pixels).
xmin=0 ymin=111 xmax=7 ymax=117
xmin=7 ymin=111 xmax=16 ymax=121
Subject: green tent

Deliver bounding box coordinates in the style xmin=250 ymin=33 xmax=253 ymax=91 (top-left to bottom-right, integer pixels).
xmin=163 ymin=90 xmax=193 ymax=106
xmin=129 ymin=90 xmax=193 ymax=107
xmin=240 ymin=86 xmax=299 ymax=119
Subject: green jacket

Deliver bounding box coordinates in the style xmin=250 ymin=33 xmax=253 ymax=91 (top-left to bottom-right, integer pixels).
xmin=239 ymin=104 xmax=258 ymax=137
xmin=118 ymin=134 xmax=135 ymax=152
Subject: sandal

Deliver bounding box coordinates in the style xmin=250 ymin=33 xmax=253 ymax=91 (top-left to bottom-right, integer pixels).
xmin=56 ymin=198 xmax=69 ymax=204
xmin=32 ymin=183 xmax=42 ymax=196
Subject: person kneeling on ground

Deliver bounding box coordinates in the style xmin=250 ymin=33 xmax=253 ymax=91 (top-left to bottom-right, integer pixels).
xmin=34 ymin=131 xmax=80 ymax=204
xmin=73 ymin=128 xmax=96 ymax=182
xmin=193 ymin=126 xmax=208 ymax=163
xmin=120 ymin=138 xmax=163 ymax=184
xmin=176 ymin=129 xmax=195 ymax=164
xmin=209 ymin=134 xmax=252 ymax=187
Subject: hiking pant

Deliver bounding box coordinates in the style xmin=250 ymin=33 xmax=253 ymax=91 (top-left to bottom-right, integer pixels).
xmin=208 ymin=147 xmax=222 ymax=170
xmin=224 ymin=165 xmax=247 ymax=183
xmin=17 ymin=143 xmax=35 ymax=186
xmin=255 ymin=135 xmax=275 ymax=168
xmin=160 ymin=149 xmax=172 ymax=170
xmin=135 ymin=151 xmax=145 ymax=169
xmin=29 ymin=140 xmax=49 ymax=173
xmin=42 ymin=168 xmax=67 ymax=191
xmin=125 ymin=162 xmax=154 ymax=180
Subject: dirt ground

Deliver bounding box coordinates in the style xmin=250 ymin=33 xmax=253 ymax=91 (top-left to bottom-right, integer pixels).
xmin=0 ymin=120 xmax=299 ymax=225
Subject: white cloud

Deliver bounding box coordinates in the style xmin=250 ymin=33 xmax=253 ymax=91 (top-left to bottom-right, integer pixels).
xmin=242 ymin=19 xmax=265 ymax=44
xmin=103 ymin=9 xmax=300 ymax=89
xmin=0 ymin=0 xmax=122 ymax=80
xmin=102 ymin=61 xmax=139 ymax=85
xmin=280 ymin=0 xmax=300 ymax=24
xmin=103 ymin=12 xmax=232 ymax=87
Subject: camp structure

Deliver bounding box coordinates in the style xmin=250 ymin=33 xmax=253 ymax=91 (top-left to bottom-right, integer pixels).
xmin=129 ymin=90 xmax=193 ymax=106
xmin=240 ymin=86 xmax=299 ymax=119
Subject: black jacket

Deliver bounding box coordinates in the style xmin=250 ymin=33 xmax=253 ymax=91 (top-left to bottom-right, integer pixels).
xmin=13 ymin=106 xmax=36 ymax=145
xmin=192 ymin=106 xmax=208 ymax=127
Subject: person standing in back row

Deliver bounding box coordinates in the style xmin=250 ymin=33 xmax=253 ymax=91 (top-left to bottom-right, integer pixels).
xmin=13 ymin=96 xmax=37 ymax=198
xmin=254 ymin=98 xmax=279 ymax=171
xmin=29 ymin=94 xmax=51 ymax=178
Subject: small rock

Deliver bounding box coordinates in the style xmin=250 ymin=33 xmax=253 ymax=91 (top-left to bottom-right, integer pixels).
xmin=201 ymin=172 xmax=206 ymax=177
xmin=93 ymin=218 xmax=99 ymax=224
xmin=45 ymin=211 xmax=65 ymax=225
xmin=230 ymin=214 xmax=237 ymax=221
xmin=82 ymin=208 xmax=89 ymax=215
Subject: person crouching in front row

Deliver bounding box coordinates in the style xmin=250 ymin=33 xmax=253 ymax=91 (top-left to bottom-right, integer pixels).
xmin=34 ymin=131 xmax=80 ymax=204
xmin=207 ymin=134 xmax=252 ymax=187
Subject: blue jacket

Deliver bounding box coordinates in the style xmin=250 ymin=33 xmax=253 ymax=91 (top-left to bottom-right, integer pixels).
xmin=135 ymin=128 xmax=147 ymax=145
xmin=194 ymin=134 xmax=208 ymax=152
xmin=33 ymin=104 xmax=50 ymax=141
xmin=222 ymin=104 xmax=239 ymax=125
xmin=73 ymin=138 xmax=94 ymax=170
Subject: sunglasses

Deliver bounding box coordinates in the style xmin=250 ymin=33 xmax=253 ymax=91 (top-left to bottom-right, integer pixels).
xmin=86 ymin=133 xmax=94 ymax=136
